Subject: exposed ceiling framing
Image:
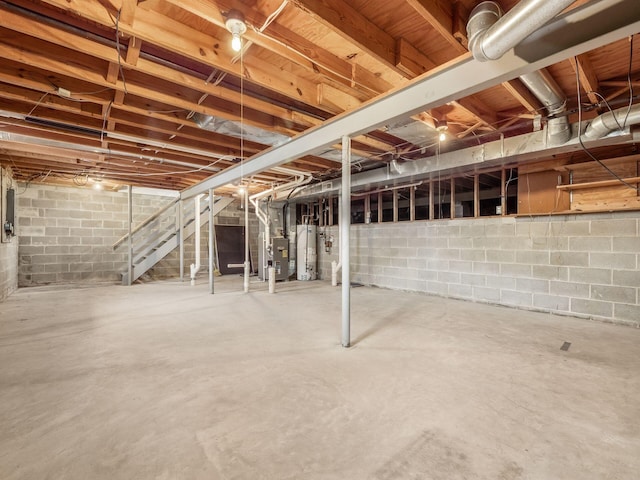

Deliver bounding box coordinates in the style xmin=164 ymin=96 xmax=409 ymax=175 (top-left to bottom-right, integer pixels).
xmin=0 ymin=0 xmax=638 ymax=196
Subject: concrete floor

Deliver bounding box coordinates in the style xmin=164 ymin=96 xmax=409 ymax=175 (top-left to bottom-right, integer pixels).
xmin=0 ymin=276 xmax=639 ymax=479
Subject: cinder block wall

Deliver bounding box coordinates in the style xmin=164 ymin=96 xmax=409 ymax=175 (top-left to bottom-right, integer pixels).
xmin=149 ymin=198 xmax=259 ymax=279
xmin=0 ymin=167 xmax=18 ymax=300
xmin=16 ymin=184 xmax=258 ymax=286
xmin=318 ymin=212 xmax=640 ymax=326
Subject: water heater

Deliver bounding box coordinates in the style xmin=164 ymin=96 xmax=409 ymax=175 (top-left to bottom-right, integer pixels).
xmin=296 ymin=224 xmax=317 ymax=281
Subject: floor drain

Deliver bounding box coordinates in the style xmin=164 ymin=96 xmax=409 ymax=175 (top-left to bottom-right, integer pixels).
xmin=560 ymin=341 xmax=571 ymax=351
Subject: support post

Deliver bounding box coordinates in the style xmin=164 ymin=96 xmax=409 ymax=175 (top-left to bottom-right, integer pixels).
xmin=244 ymin=188 xmax=250 ymax=293
xmin=268 ymin=266 xmax=276 ymax=293
xmin=341 ymin=135 xmax=351 ymax=348
xmin=209 ymin=188 xmax=214 ymax=294
xmin=127 ymin=185 xmax=132 ymax=286
xmin=178 ymin=200 xmax=184 ymax=281
xmin=190 ymin=195 xmax=201 ymax=285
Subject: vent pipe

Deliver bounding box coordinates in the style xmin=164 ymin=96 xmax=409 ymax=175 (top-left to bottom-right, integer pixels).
xmin=467 ymin=0 xmax=576 ymax=62
xmin=520 ymin=69 xmax=571 ymax=145
xmin=467 ymin=1 xmax=574 ymax=145
xmin=584 ymin=104 xmax=640 ymax=140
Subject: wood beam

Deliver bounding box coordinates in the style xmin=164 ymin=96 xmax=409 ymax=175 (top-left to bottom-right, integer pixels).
xmin=0 ymin=6 xmax=325 ymax=128
xmin=162 ymin=0 xmax=390 ymax=96
xmin=452 ymin=98 xmax=498 ymax=131
xmin=36 ymin=0 xmax=343 ymax=111
xmin=501 ymin=79 xmax=544 ymax=113
xmin=395 ymin=38 xmax=437 ymax=77
xmin=568 ymin=54 xmax=600 ymax=104
xmin=293 ymin=0 xmax=434 ymax=80
xmin=405 ymin=0 xmax=467 ymax=53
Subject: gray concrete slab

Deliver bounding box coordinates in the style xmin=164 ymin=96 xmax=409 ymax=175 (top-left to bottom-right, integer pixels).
xmin=1 ymin=277 xmax=639 ymax=479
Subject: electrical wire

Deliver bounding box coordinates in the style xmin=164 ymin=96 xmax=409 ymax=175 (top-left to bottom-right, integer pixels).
xmin=622 ymin=34 xmax=635 ymax=128
xmin=114 ymin=8 xmax=128 ymax=95
xmin=574 ymin=54 xmax=639 ymax=191
xmin=27 ymin=92 xmax=52 ymax=117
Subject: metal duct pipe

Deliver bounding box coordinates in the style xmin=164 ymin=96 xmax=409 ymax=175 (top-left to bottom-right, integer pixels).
xmin=467 ymin=0 xmax=576 ymax=62
xmin=520 ymin=69 xmax=571 ymax=145
xmin=0 ymin=129 xmax=222 ymax=173
xmin=584 ymin=104 xmax=640 ymax=140
xmin=467 ymin=2 xmax=573 ymax=145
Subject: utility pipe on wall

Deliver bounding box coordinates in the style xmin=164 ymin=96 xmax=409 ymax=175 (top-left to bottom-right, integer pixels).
xmin=190 ymin=195 xmax=202 ymax=285
xmin=249 ymin=169 xmax=311 ymax=280
xmin=341 ymin=135 xmax=351 ymax=348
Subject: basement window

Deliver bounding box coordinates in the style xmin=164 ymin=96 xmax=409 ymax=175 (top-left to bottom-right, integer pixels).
xmin=331 ymin=197 xmax=339 ymax=225
xmin=453 ymin=176 xmax=474 ymax=218
xmin=505 ymin=168 xmax=518 ymax=215
xmin=351 ymin=198 xmax=365 ymax=223
xmin=414 ymin=184 xmax=430 ymax=220
xmin=479 ymin=172 xmax=503 ymax=216
xmin=397 ymin=187 xmax=411 ymax=221
xmin=381 ymin=191 xmax=394 ymax=222
xmin=433 ymin=179 xmax=451 ymax=219
xmin=369 ymin=193 xmax=379 ymax=223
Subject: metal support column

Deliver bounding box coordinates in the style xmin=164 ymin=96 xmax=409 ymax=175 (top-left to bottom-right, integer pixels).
xmin=178 ymin=199 xmax=184 ymax=281
xmin=244 ymin=188 xmax=250 ymax=293
xmin=127 ymin=185 xmax=132 ymax=286
xmin=341 ymin=135 xmax=351 ymax=348
xmin=209 ymin=188 xmax=214 ymax=294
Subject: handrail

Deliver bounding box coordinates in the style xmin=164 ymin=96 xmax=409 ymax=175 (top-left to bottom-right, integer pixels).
xmin=112 ymin=197 xmax=179 ymax=250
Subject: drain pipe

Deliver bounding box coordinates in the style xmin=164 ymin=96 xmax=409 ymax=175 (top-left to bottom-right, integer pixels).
xmin=520 ymin=69 xmax=571 ymax=145
xmin=467 ymin=0 xmax=576 ymax=62
xmin=331 ymin=203 xmax=341 ymax=287
xmin=249 ymin=169 xmax=311 ymax=279
xmin=244 ymin=188 xmax=250 ymax=293
xmin=190 ymin=194 xmax=202 ymax=285
xmin=584 ymin=104 xmax=640 ymax=140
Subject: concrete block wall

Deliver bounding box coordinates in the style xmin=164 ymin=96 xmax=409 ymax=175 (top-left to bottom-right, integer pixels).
xmin=16 ymin=184 xmax=177 ymax=285
xmin=16 ymin=183 xmax=258 ymax=286
xmin=147 ymin=199 xmax=259 ymax=279
xmin=0 ymin=167 xmax=18 ymax=301
xmin=318 ymin=211 xmax=640 ymax=326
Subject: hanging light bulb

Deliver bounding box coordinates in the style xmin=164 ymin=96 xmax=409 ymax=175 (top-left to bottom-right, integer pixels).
xmin=436 ymin=119 xmax=448 ymax=142
xmin=231 ymin=33 xmax=242 ymax=52
xmin=225 ymin=10 xmax=247 ymax=53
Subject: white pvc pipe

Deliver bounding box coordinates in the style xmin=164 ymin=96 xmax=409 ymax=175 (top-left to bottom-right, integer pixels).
xmin=341 ymin=136 xmax=351 ymax=348
xmin=208 ymin=189 xmax=214 ymax=294
xmin=268 ymin=266 xmax=276 ymax=293
xmin=244 ymin=189 xmax=250 ymax=293
xmin=190 ymin=195 xmax=202 ymax=285
xmin=178 ymin=200 xmax=184 ymax=282
xmin=249 ymin=171 xmax=311 ymax=279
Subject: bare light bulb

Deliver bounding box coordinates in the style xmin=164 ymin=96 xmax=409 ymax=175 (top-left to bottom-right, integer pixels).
xmin=231 ymin=33 xmax=242 ymax=52
xmin=439 ymin=131 xmax=446 ymax=142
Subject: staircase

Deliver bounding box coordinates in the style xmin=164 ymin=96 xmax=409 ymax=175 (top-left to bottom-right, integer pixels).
xmin=113 ymin=195 xmax=234 ymax=285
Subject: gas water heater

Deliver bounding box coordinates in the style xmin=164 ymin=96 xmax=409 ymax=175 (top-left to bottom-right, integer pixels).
xmin=296 ymin=223 xmax=317 ymax=281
